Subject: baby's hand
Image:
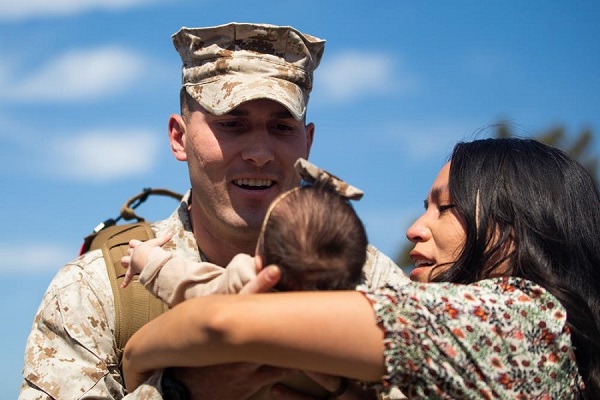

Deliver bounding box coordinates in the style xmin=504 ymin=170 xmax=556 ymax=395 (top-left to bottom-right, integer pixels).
xmin=120 ymin=235 xmax=172 ymax=288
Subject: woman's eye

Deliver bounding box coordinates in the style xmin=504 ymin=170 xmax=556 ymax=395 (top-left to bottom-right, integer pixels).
xmin=438 ymin=204 xmax=456 ymax=213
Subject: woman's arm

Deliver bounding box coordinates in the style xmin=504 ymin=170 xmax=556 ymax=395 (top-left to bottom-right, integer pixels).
xmin=122 ymin=291 xmax=385 ymax=391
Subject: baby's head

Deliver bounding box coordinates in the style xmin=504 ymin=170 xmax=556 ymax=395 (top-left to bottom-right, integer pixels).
xmin=255 ymin=182 xmax=367 ymax=292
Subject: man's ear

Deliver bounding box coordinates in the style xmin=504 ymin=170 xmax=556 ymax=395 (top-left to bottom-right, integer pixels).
xmin=304 ymin=122 xmax=315 ymax=158
xmin=168 ymin=114 xmax=187 ymax=161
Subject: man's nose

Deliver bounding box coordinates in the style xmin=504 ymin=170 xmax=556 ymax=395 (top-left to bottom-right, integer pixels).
xmin=241 ymin=129 xmax=275 ymax=166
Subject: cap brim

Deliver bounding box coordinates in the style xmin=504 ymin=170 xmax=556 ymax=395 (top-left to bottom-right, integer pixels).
xmin=185 ymin=75 xmax=307 ymax=120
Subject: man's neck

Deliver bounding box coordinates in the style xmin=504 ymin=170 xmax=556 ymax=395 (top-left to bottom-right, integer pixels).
xmin=189 ymin=210 xmax=257 ymax=267
xmin=196 ymin=232 xmax=256 ymax=267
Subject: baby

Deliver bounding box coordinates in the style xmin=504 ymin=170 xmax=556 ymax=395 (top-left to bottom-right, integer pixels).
xmin=120 ymin=158 xmax=368 ymax=399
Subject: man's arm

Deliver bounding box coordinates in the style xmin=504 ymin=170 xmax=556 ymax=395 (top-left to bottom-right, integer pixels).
xmin=19 ymin=252 xmax=163 ymax=399
xmin=362 ymin=245 xmax=410 ymax=290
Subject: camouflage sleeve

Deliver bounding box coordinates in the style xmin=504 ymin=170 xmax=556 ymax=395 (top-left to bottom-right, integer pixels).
xmin=18 ymin=251 xmax=164 ymax=399
xmin=360 ymin=246 xmax=410 ymax=400
xmin=361 ymin=245 xmax=410 ymax=291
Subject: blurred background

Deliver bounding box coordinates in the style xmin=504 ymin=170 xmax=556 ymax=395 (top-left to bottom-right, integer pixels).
xmin=1 ymin=1 xmax=599 ymax=397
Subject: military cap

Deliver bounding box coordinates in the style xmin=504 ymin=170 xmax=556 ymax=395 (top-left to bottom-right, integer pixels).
xmin=172 ymin=22 xmax=325 ymax=120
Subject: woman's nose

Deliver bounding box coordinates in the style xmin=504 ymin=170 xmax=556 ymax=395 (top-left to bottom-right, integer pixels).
xmin=406 ymin=216 xmax=431 ymax=243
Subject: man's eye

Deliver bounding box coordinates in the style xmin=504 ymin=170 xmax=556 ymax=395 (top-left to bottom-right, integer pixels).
xmin=271 ymin=123 xmax=295 ymax=134
xmin=219 ymin=121 xmax=242 ymax=129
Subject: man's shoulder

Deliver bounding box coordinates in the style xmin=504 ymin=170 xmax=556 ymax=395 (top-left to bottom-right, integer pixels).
xmin=41 ymin=250 xmax=116 ymax=323
xmin=21 ymin=249 xmax=122 ymax=399
xmin=151 ymin=198 xmax=202 ymax=262
xmin=50 ymin=250 xmax=110 ymax=291
xmin=55 ymin=206 xmax=187 ymax=297
xmin=361 ymin=244 xmax=410 ymax=290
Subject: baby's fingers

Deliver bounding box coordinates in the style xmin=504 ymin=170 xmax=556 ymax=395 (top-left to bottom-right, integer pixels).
xmin=132 ymin=235 xmax=171 ymax=250
xmin=128 ymin=239 xmax=143 ymax=249
xmin=121 ymin=268 xmax=135 ymax=288
xmin=146 ymin=235 xmax=173 ymax=247
xmin=121 ymin=255 xmax=132 ymax=268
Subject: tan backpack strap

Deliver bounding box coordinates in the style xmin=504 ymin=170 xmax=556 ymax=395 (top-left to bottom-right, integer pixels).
xmin=101 ymin=222 xmax=169 ymax=357
xmin=120 ymin=188 xmax=183 ymax=222
xmin=80 ymin=188 xmax=184 ymax=256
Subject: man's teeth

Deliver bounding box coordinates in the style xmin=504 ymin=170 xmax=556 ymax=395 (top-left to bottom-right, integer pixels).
xmin=235 ymin=179 xmax=273 ymax=187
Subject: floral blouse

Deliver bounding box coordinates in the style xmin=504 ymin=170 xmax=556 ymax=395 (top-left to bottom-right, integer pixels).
xmin=359 ymin=277 xmax=584 ymax=399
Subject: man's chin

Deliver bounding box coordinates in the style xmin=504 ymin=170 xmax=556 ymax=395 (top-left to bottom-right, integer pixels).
xmin=229 ymin=213 xmax=266 ymax=233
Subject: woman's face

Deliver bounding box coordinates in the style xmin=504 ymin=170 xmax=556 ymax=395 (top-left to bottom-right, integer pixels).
xmin=406 ymin=162 xmax=467 ymax=282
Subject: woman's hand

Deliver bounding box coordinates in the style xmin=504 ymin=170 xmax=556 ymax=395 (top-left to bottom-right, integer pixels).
xmin=239 ymin=265 xmax=281 ymax=294
xmin=122 ymin=363 xmax=154 ymax=393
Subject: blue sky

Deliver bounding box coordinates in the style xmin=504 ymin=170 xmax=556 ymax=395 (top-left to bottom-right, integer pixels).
xmin=2 ymin=1 xmax=599 ymax=397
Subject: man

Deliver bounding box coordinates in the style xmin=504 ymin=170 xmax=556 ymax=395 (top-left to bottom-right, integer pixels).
xmin=19 ymin=22 xmax=408 ymax=399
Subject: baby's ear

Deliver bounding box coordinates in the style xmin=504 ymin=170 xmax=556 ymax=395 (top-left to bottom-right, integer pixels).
xmin=254 ymin=254 xmax=263 ymax=272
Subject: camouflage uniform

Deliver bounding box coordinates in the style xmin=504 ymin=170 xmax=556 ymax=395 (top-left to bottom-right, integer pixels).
xmin=19 ymin=191 xmax=410 ymax=399
xmin=20 ymin=22 xmax=409 ymax=400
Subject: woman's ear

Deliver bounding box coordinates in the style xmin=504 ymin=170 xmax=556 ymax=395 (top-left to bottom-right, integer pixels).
xmin=168 ymin=114 xmax=187 ymax=161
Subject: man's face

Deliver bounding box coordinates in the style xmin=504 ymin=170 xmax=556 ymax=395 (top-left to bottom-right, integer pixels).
xmin=180 ymin=98 xmax=314 ymax=239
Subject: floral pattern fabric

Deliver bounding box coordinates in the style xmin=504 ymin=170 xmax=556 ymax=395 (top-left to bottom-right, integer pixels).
xmin=359 ymin=277 xmax=584 ymax=399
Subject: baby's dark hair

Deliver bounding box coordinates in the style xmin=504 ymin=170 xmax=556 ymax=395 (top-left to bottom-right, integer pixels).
xmin=258 ymin=183 xmax=367 ymax=291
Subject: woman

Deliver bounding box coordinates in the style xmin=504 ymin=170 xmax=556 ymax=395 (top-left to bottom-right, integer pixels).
xmin=123 ymin=138 xmax=600 ymax=399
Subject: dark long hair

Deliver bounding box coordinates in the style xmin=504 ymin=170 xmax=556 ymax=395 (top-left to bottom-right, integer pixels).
xmin=433 ymin=138 xmax=600 ymax=398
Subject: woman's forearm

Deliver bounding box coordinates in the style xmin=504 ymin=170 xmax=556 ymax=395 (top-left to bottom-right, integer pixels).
xmin=123 ymin=291 xmax=385 ymax=389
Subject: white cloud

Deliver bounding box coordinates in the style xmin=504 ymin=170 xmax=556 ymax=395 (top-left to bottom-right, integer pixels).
xmin=5 ymin=47 xmax=145 ymax=102
xmin=317 ymin=50 xmax=416 ymax=103
xmin=379 ymin=119 xmax=485 ymax=161
xmin=44 ymin=129 xmax=161 ymax=181
xmin=0 ymin=243 xmax=72 ymax=273
xmin=0 ymin=0 xmax=160 ymax=20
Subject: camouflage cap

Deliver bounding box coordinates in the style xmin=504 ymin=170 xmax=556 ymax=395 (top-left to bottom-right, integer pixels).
xmin=172 ymin=22 xmax=325 ymax=120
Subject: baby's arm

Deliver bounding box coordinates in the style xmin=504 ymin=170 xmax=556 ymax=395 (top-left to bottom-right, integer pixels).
xmin=144 ymin=253 xmax=259 ymax=306
xmin=121 ymin=236 xmax=258 ymax=306
xmin=121 ymin=235 xmax=172 ymax=288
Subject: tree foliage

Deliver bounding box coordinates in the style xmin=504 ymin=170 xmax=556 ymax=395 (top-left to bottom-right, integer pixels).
xmin=496 ymin=122 xmax=597 ymax=184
